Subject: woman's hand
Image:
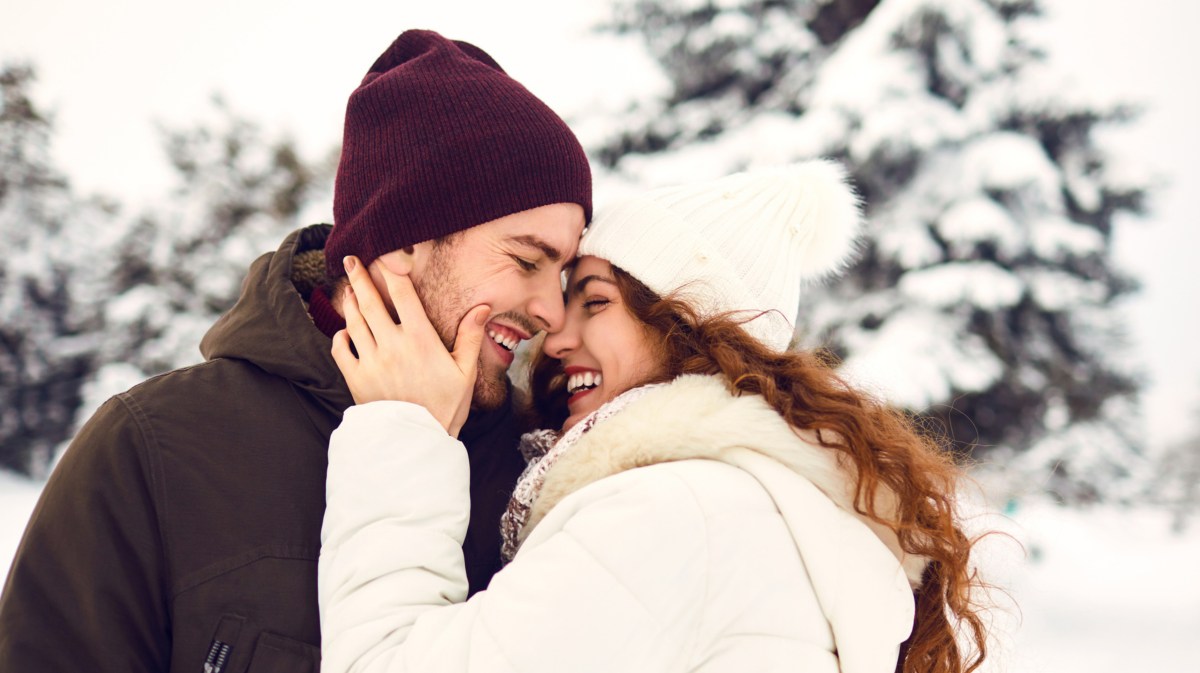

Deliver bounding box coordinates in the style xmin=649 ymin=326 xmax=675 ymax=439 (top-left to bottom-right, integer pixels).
xmin=331 ymin=255 xmax=491 ymax=437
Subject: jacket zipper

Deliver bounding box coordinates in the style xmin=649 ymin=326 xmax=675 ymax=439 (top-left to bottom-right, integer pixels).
xmin=203 ymin=639 xmax=232 ymax=673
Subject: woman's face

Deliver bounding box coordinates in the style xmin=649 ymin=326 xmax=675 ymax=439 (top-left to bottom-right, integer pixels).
xmin=542 ymin=256 xmax=664 ymax=431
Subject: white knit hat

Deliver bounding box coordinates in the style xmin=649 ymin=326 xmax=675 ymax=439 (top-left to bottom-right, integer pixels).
xmin=579 ymin=160 xmax=863 ymax=350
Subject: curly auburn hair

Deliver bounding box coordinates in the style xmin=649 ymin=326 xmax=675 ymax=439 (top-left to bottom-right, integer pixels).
xmin=528 ymin=265 xmax=989 ymax=673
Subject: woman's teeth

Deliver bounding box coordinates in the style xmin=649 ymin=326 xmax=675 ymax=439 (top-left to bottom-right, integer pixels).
xmin=487 ymin=329 xmax=519 ymax=352
xmin=567 ymin=371 xmax=602 ymax=394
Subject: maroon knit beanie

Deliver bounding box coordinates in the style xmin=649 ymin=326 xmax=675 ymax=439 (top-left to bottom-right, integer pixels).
xmin=325 ymin=29 xmax=593 ymax=278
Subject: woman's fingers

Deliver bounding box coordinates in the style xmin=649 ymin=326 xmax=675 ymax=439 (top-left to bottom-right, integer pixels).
xmin=446 ymin=305 xmax=491 ymax=436
xmin=341 ymin=281 xmax=376 ymax=354
xmin=344 ymin=256 xmax=397 ymax=339
xmin=333 ymin=256 xmax=490 ymax=435
xmin=330 ymin=329 xmax=357 ymax=372
xmin=377 ymin=264 xmax=440 ymax=341
xmin=452 ymin=305 xmax=491 ymax=381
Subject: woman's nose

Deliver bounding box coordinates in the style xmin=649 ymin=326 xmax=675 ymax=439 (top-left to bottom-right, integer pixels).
xmin=542 ymin=312 xmax=581 ymax=359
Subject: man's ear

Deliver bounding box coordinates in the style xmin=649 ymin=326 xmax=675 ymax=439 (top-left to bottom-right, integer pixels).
xmin=369 ymin=244 xmax=429 ymax=315
xmin=374 ymin=246 xmax=418 ymax=276
xmin=373 ymin=242 xmax=432 ymax=283
xmin=374 ymin=239 xmax=436 ymax=279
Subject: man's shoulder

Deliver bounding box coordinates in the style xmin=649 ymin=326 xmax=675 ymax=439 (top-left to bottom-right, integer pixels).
xmin=88 ymin=358 xmax=307 ymax=455
xmin=121 ymin=357 xmax=288 ymax=406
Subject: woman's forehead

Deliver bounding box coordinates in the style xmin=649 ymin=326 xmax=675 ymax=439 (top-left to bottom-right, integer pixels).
xmin=564 ymin=256 xmax=614 ymax=292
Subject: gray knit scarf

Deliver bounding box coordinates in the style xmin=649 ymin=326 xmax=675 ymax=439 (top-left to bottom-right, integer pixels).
xmin=499 ymin=384 xmax=664 ymax=563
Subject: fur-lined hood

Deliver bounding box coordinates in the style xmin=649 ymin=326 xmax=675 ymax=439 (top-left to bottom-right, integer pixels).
xmin=525 ymin=374 xmax=929 ymax=587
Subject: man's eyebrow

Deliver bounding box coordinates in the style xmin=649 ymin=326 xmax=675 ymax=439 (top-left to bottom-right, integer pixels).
xmin=508 ymin=235 xmax=563 ymax=263
xmin=571 ymin=274 xmax=618 ymax=296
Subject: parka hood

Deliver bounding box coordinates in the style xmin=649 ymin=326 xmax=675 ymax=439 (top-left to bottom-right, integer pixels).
xmin=200 ymin=224 xmax=353 ymax=419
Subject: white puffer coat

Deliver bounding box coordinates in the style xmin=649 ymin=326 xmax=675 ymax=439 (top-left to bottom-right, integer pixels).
xmin=319 ymin=375 xmax=924 ymax=673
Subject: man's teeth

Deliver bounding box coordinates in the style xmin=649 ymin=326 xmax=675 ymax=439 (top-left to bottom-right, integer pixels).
xmin=567 ymin=372 xmax=602 ymax=394
xmin=487 ymin=329 xmax=519 ymax=352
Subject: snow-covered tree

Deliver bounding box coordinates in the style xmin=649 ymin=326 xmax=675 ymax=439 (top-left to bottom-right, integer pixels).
xmin=88 ymin=95 xmax=335 ymax=393
xmin=589 ymin=0 xmax=1150 ymax=502
xmin=1152 ymin=394 xmax=1200 ymax=531
xmin=0 ymin=65 xmax=116 ymax=476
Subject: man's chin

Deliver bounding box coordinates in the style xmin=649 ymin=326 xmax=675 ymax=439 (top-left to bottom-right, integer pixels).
xmin=470 ymin=367 xmax=509 ymax=412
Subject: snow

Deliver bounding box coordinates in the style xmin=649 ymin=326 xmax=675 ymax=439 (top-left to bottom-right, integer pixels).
xmin=937 ymin=197 xmax=1023 ymax=258
xmin=0 ymin=472 xmax=41 ymax=581
xmin=970 ymin=499 xmax=1200 ymax=672
xmin=840 ymin=308 xmax=1002 ymax=408
xmin=1024 ymin=268 xmax=1105 ymax=311
xmin=960 ymin=133 xmax=1062 ymax=205
xmin=899 ymin=261 xmax=1024 ymax=310
xmin=849 ymin=96 xmax=968 ymax=162
xmin=3 ymin=471 xmax=1196 ymax=671
xmin=876 ymin=217 xmax=944 ymax=269
xmin=1028 ymin=215 xmax=1106 ymax=260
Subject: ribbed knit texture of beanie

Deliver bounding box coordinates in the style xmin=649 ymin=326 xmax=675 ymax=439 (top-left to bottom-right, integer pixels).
xmin=578 ymin=160 xmax=863 ymax=351
xmin=325 ymin=29 xmax=593 ymax=278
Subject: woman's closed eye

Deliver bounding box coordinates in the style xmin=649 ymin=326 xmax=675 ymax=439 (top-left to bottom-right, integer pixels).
xmin=582 ymin=297 xmax=610 ymax=313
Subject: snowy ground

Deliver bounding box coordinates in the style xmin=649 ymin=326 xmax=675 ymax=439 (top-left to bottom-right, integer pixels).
xmin=0 ymin=471 xmax=42 ymax=581
xmin=1 ymin=470 xmax=1197 ymax=671
xmin=970 ymin=500 xmax=1200 ymax=672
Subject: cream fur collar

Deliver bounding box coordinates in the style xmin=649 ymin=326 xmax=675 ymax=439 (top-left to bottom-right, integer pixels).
xmin=523 ymin=374 xmax=929 ymax=587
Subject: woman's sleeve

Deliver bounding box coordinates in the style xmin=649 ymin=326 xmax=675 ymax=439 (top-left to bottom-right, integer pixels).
xmin=319 ymin=402 xmax=707 ymax=673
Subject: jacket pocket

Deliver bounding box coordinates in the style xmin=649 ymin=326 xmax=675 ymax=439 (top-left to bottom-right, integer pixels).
xmin=203 ymin=614 xmax=246 ymax=672
xmin=246 ymin=631 xmax=320 ymax=673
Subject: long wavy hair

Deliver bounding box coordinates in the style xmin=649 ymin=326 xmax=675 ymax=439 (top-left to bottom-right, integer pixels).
xmin=529 ymin=265 xmax=988 ymax=673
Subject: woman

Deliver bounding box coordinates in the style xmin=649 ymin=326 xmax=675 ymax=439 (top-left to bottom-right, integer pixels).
xmin=319 ymin=161 xmax=988 ymax=673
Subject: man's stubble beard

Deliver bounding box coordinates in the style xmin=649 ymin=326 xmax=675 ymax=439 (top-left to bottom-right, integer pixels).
xmin=411 ymin=250 xmax=508 ymax=412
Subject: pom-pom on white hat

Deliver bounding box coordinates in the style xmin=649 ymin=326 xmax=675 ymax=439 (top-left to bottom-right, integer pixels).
xmin=579 ymin=160 xmax=863 ymax=350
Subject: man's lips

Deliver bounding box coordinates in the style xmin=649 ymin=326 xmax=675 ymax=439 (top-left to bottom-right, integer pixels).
xmin=483 ymin=320 xmax=530 ymax=367
xmin=486 ymin=321 xmax=529 ymax=348
xmin=485 ymin=336 xmax=515 ymax=366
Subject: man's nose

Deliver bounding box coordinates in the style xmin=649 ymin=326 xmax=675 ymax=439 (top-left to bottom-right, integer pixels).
xmin=528 ymin=280 xmax=567 ymax=334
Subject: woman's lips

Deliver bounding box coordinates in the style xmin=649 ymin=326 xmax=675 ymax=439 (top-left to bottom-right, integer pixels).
xmin=567 ymin=387 xmax=595 ymax=408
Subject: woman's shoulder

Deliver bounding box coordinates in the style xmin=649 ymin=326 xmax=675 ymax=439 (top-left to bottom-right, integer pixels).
xmin=618 ymin=458 xmax=787 ymax=514
xmin=519 ymin=458 xmax=835 ymax=656
xmin=526 ymin=457 xmax=804 ymax=556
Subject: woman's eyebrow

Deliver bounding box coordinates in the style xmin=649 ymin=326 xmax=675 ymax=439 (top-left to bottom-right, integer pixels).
xmin=570 ymin=274 xmax=618 ymax=295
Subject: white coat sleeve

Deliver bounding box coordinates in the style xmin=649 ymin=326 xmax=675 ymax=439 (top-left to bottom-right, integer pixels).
xmin=319 ymin=401 xmax=473 ymax=673
xmin=319 ymin=402 xmax=709 ymax=673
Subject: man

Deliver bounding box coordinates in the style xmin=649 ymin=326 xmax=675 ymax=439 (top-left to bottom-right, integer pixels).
xmin=0 ymin=29 xmax=591 ymax=672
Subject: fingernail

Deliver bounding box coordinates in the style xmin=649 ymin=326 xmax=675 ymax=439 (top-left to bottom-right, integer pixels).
xmin=344 ymin=256 xmax=356 ymax=273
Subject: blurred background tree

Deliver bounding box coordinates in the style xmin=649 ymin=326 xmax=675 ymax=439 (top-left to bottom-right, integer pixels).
xmin=0 ymin=65 xmax=114 ymax=477
xmin=1152 ymin=391 xmax=1200 ymax=531
xmin=587 ymin=0 xmax=1150 ymax=503
xmin=0 ymin=1 xmax=1177 ymax=507
xmin=0 ymin=66 xmax=335 ymax=478
xmin=87 ymin=95 xmax=335 ymax=393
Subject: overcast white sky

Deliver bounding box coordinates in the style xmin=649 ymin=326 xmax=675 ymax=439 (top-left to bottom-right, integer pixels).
xmin=2 ymin=0 xmax=1196 ymax=450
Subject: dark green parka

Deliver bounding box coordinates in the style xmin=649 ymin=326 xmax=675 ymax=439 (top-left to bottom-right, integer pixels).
xmin=0 ymin=225 xmax=526 ymax=672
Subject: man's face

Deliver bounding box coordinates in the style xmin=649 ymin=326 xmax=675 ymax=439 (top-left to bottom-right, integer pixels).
xmin=377 ymin=202 xmax=585 ymax=411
